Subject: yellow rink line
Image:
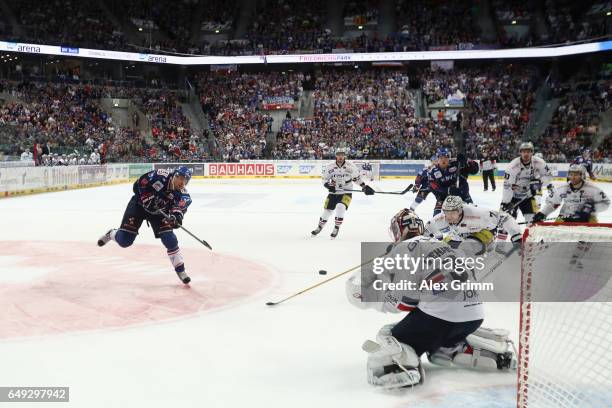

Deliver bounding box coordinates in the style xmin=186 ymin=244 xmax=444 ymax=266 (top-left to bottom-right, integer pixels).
xmin=2 ymin=175 xmax=609 ymax=199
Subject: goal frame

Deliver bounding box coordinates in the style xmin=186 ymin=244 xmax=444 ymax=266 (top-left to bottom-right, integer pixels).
xmin=517 ymin=222 xmax=612 ymax=408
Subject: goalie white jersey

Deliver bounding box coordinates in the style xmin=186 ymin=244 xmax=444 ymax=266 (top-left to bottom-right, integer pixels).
xmin=540 ymin=181 xmax=610 ymax=220
xmin=426 ymin=204 xmax=522 ymax=243
xmin=322 ymin=161 xmax=365 ymax=195
xmin=346 ymin=236 xmax=485 ymax=323
xmin=502 ymin=156 xmax=553 ymax=203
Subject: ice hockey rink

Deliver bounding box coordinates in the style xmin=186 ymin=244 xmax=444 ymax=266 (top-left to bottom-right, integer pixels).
xmin=1 ymin=178 xmax=611 ymax=408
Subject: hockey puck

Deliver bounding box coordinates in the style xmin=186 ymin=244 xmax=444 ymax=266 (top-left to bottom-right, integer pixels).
xmin=319 ymin=270 xmax=327 ymax=275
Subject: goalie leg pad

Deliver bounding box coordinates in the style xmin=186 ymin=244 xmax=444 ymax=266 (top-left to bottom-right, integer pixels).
xmin=364 ymin=324 xmax=423 ymax=389
xmin=429 ymin=327 xmax=516 ymax=370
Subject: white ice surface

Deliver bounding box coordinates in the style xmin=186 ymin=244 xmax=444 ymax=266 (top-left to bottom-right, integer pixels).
xmin=1 ymin=178 xmax=611 ymax=408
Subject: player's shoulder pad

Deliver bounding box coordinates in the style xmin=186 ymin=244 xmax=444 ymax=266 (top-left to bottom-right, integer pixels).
xmin=508 ymin=157 xmax=521 ymax=168
xmin=532 ymin=156 xmax=546 ymax=166
xmin=430 ymin=211 xmax=446 ymax=223
xmin=582 ymin=181 xmax=601 ymax=191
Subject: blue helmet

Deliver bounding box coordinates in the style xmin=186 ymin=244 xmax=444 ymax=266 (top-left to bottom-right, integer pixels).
xmin=436 ymin=148 xmax=450 ymax=158
xmin=174 ymin=166 xmax=192 ymax=184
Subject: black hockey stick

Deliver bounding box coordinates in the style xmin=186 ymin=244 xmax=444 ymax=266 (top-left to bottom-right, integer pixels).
xmin=518 ymin=218 xmax=555 ymax=225
xmin=266 ymin=245 xmax=397 ymax=306
xmin=501 ymin=193 xmax=535 ymax=214
xmin=343 ymin=183 xmax=414 ymax=195
xmin=158 ymin=209 xmax=213 ymax=250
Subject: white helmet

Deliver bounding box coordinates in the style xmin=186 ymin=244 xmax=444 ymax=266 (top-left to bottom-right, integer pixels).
xmin=568 ymin=164 xmax=586 ymax=180
xmin=389 ymin=209 xmax=424 ymax=242
xmin=519 ymin=142 xmax=534 ymax=152
xmin=335 ymin=147 xmax=347 ymax=156
xmin=442 ymin=195 xmax=463 ymax=212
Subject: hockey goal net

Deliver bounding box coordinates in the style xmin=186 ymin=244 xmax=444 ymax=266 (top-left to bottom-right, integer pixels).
xmin=518 ymin=223 xmax=612 ymax=408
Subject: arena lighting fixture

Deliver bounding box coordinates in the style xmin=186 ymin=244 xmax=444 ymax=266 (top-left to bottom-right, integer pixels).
xmin=358 ymin=25 xmax=363 ymax=30
xmin=607 ymin=11 xmax=611 ymax=16
xmin=1 ymin=39 xmax=610 ymax=64
xmin=138 ymin=27 xmax=143 ymax=31
xmin=215 ymin=29 xmax=219 ymax=33
xmin=512 ymin=20 xmax=517 ymax=24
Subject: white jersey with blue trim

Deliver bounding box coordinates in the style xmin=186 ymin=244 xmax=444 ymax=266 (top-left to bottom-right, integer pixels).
xmin=502 ymin=156 xmax=553 ymax=203
xmin=322 ymin=161 xmax=364 ymax=195
xmin=426 ymin=204 xmax=522 ymax=242
xmin=541 ymin=181 xmax=610 ymax=219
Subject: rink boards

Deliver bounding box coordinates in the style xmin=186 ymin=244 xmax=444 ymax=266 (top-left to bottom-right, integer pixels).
xmin=1 ymin=160 xmax=611 ymax=197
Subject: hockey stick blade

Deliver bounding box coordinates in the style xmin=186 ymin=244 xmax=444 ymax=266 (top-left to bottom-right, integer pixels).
xmin=264 ymin=250 xmax=391 ymax=306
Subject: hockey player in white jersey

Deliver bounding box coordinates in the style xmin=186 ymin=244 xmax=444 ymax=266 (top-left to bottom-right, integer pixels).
xmin=427 ymin=196 xmax=523 ymax=251
xmin=345 ymin=209 xmax=516 ymax=389
xmin=499 ymin=142 xmax=552 ymax=239
xmin=533 ymin=164 xmax=610 ymax=223
xmin=311 ymin=148 xmax=375 ymax=238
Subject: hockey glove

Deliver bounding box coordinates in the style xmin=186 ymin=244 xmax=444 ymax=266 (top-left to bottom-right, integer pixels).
xmin=574 ymin=202 xmax=594 ymax=222
xmin=500 ymin=202 xmax=514 ymax=213
xmin=362 ymin=184 xmax=375 ymax=195
xmin=466 ymin=160 xmax=480 ymax=175
xmin=532 ymin=212 xmax=546 ymax=223
xmin=168 ymin=211 xmax=183 ymax=228
xmin=324 ymin=182 xmax=336 ymax=193
xmin=529 ymin=179 xmax=542 ymax=195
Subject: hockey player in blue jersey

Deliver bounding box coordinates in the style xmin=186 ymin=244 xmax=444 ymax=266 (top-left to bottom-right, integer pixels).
xmin=428 ymin=148 xmax=479 ymax=215
xmin=572 ymin=148 xmax=596 ymax=180
xmin=409 ymin=155 xmax=437 ymax=211
xmin=97 ymin=166 xmax=193 ymax=284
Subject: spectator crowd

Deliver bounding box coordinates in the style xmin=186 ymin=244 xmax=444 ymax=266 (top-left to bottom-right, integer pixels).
xmin=2 ymin=0 xmax=609 ymax=57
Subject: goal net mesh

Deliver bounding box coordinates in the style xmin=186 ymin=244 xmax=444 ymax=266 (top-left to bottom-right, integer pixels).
xmin=518 ymin=223 xmax=612 ymax=408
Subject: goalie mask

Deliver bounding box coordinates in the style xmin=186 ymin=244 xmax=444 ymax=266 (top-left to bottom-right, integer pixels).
xmin=389 ymin=209 xmax=424 ymax=242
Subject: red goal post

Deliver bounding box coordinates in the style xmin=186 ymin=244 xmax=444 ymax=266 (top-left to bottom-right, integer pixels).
xmin=518 ymin=222 xmax=612 ymax=408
